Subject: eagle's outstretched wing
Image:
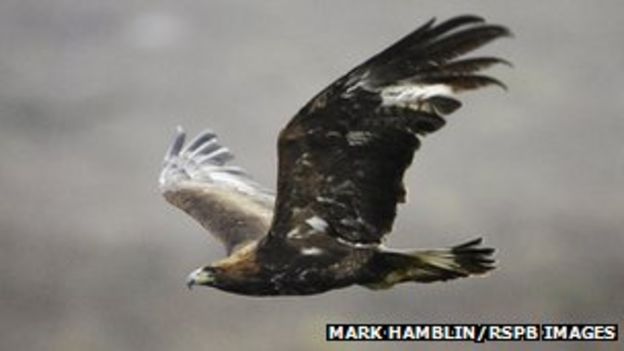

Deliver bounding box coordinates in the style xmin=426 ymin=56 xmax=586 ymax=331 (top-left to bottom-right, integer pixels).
xmin=269 ymin=15 xmax=510 ymax=245
xmin=160 ymin=127 xmax=274 ymax=254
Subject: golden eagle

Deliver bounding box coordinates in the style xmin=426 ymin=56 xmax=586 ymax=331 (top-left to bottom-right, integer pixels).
xmin=159 ymin=15 xmax=511 ymax=296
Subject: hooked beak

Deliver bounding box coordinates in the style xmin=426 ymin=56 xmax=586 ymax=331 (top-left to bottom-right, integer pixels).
xmin=186 ymin=267 xmax=215 ymax=289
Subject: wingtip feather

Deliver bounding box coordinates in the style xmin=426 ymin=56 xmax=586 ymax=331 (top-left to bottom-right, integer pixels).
xmin=183 ymin=129 xmax=217 ymax=154
xmin=164 ymin=126 xmax=186 ymax=163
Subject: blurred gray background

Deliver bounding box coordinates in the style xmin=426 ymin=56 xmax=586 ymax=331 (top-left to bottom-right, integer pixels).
xmin=1 ymin=0 xmax=622 ymax=350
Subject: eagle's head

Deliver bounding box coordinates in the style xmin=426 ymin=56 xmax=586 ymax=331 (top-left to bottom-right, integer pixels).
xmin=186 ymin=266 xmax=219 ymax=289
xmin=185 ymin=264 xmax=279 ymax=296
xmin=184 ymin=253 xmax=272 ymax=295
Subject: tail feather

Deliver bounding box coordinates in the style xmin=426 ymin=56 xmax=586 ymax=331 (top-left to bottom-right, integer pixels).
xmin=415 ymin=238 xmax=495 ymax=282
xmin=363 ymin=238 xmax=495 ymax=289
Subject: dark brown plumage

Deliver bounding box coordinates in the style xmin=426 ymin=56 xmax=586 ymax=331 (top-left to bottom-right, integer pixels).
xmin=160 ymin=15 xmax=511 ymax=296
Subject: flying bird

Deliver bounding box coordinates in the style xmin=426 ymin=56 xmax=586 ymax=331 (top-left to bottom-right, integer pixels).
xmin=159 ymin=15 xmax=511 ymax=296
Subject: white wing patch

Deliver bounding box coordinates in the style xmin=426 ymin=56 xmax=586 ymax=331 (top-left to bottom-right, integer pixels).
xmin=286 ymin=227 xmax=303 ymax=239
xmin=305 ymin=216 xmax=329 ymax=232
xmin=380 ymin=83 xmax=453 ymax=108
xmin=346 ymin=131 xmax=374 ymax=146
xmin=336 ymin=237 xmax=380 ymax=249
xmin=300 ymin=247 xmax=324 ymax=256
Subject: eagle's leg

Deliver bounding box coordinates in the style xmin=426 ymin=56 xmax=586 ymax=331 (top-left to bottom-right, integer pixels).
xmin=360 ymin=238 xmax=495 ymax=289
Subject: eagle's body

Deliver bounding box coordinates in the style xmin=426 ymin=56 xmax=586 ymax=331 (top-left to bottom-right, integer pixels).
xmin=159 ymin=15 xmax=511 ymax=296
xmin=197 ymin=239 xmax=373 ymax=296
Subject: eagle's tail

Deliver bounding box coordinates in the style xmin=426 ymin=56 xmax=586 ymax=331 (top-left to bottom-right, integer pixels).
xmin=363 ymin=238 xmax=495 ymax=289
